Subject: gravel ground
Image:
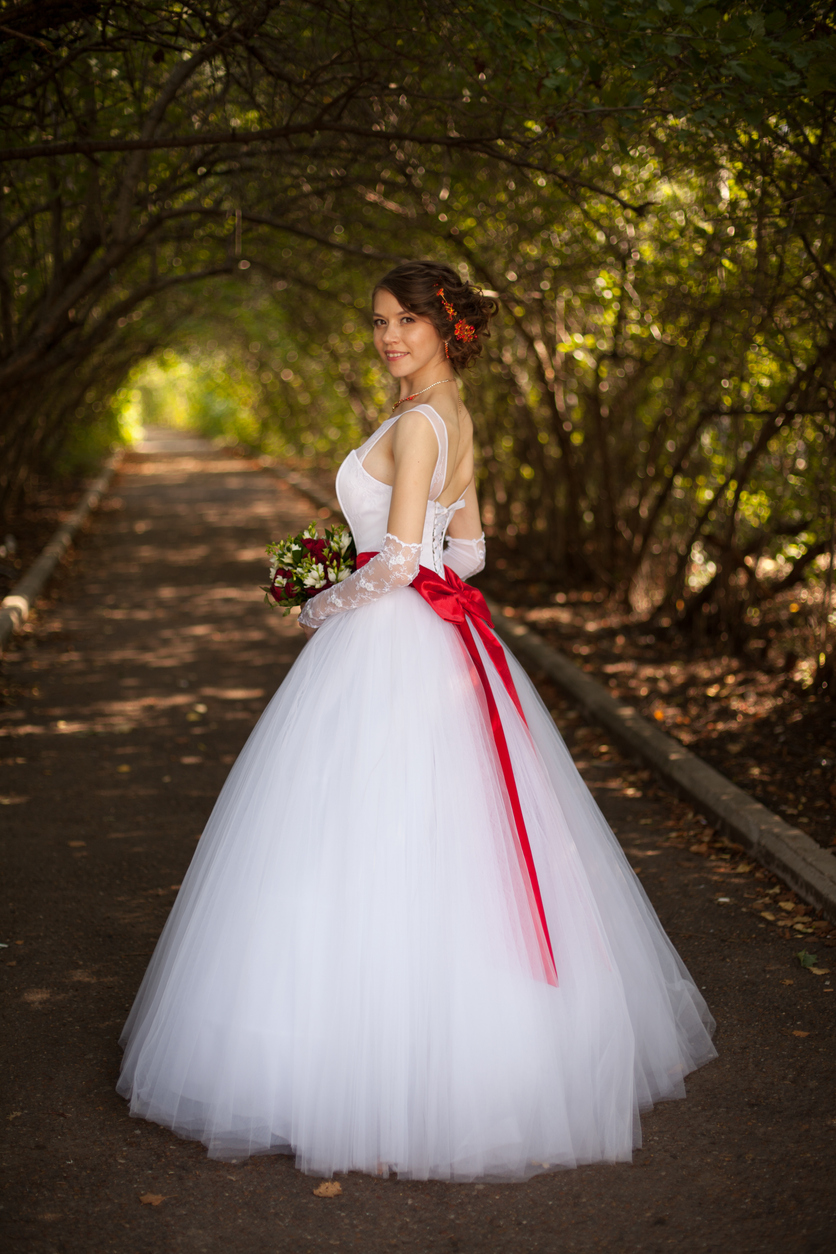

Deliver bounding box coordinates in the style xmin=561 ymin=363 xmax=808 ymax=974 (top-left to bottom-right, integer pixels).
xmin=1 ymin=430 xmax=835 ymax=1254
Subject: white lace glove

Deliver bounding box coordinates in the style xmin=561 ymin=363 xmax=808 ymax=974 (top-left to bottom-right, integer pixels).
xmin=444 ymin=534 xmax=486 ymax=581
xmin=299 ymin=532 xmax=422 ymax=630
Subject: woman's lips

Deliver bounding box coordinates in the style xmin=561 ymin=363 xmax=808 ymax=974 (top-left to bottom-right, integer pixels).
xmin=385 ymin=351 xmax=407 ymax=359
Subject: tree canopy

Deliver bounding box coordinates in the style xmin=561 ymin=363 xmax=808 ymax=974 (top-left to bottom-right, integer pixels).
xmin=2 ymin=0 xmax=835 ymax=676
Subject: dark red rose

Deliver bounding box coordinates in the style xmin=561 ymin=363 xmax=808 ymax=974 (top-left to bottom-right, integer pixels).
xmin=302 ymin=537 xmax=327 ymax=561
xmin=268 ymin=568 xmax=301 ymax=604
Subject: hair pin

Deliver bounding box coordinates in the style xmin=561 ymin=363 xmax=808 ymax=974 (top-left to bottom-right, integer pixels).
xmin=436 ymin=286 xmax=477 ymax=343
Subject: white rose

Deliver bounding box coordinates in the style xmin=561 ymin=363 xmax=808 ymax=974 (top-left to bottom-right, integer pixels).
xmin=302 ymin=565 xmax=327 ymax=589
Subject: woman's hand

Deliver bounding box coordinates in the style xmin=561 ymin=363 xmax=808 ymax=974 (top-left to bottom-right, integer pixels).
xmin=300 ymin=623 xmax=317 ymax=641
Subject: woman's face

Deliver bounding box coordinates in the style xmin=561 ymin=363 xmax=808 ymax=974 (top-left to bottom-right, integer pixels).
xmin=372 ymin=288 xmax=446 ymax=379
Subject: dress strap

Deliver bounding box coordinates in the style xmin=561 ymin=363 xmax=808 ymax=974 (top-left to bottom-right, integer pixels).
xmin=356 ymin=414 xmax=400 ymax=471
xmin=358 ymin=404 xmax=449 ymax=501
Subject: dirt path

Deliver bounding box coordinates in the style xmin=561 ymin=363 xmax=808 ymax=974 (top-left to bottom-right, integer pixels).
xmin=1 ymin=432 xmax=834 ymax=1254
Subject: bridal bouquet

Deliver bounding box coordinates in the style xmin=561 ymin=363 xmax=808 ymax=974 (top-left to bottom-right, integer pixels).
xmin=263 ymin=521 xmax=356 ymax=614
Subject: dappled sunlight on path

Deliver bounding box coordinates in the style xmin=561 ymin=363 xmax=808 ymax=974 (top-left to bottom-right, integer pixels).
xmin=1 ymin=429 xmax=835 ymax=1254
xmin=1 ymin=429 xmax=305 ymax=763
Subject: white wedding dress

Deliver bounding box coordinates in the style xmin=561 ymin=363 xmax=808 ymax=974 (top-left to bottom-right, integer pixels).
xmin=117 ymin=404 xmax=716 ymax=1179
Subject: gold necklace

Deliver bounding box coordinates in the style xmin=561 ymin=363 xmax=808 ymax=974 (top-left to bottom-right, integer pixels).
xmin=390 ymin=379 xmax=455 ymax=415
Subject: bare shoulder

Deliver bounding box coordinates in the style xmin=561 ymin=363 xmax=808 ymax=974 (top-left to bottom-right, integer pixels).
xmin=425 ymin=388 xmax=473 ymax=447
xmin=422 ymin=386 xmax=459 ymax=425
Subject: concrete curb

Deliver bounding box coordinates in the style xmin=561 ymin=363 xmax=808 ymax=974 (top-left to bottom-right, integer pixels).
xmin=0 ymin=449 xmax=124 ymax=654
xmin=486 ymin=599 xmax=836 ymax=923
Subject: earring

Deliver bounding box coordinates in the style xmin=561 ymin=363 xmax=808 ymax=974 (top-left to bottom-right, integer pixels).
xmin=444 ymin=341 xmax=450 ymax=358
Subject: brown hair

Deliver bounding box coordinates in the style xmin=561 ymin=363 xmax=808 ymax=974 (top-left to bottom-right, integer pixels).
xmin=373 ymin=261 xmax=497 ymax=372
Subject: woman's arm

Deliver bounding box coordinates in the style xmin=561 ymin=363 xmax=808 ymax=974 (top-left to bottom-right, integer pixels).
xmin=299 ymin=411 xmax=439 ymax=631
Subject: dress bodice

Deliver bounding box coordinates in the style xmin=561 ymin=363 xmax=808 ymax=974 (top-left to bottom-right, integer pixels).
xmin=335 ymin=404 xmax=465 ymax=577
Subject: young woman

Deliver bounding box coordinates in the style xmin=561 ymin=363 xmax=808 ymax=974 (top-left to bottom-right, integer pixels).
xmin=118 ymin=260 xmax=716 ymax=1181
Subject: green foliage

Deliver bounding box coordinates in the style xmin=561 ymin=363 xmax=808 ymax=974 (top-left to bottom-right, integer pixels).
xmin=476 ymin=0 xmax=836 ymax=138
xmin=0 ymin=0 xmax=835 ymax=668
xmin=51 ymin=401 xmax=136 ymax=480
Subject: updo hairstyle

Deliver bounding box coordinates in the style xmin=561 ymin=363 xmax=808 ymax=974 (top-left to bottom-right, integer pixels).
xmin=373 ymin=261 xmax=497 ymax=372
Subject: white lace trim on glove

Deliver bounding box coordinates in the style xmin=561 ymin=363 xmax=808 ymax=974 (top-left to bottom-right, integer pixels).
xmin=299 ymin=532 xmax=423 ymax=630
xmin=444 ymin=534 xmax=486 ymax=581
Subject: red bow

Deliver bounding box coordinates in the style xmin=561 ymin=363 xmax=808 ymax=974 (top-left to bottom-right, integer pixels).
xmin=357 ymin=553 xmax=558 ymax=987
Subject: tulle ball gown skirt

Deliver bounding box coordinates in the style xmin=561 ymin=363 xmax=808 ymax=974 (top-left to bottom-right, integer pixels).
xmin=117 ymin=588 xmax=716 ymax=1179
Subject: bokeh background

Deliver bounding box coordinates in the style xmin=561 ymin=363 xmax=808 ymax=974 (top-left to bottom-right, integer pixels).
xmin=2 ymin=0 xmax=835 ymax=687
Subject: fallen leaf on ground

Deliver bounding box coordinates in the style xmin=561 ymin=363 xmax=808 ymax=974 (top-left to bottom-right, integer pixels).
xmin=7 ymin=1111 xmax=22 ymax=1120
xmin=781 ymin=979 xmax=794 ymax=985
xmin=809 ymin=967 xmax=830 ymax=976
xmin=792 ymin=1030 xmax=809 ymax=1038
xmin=313 ymin=1181 xmax=342 ymax=1197
xmin=797 ymin=950 xmax=819 ymax=968
xmin=139 ymin=1193 xmax=164 ymax=1206
xmin=67 ymin=840 xmax=85 ymax=848
xmin=760 ymin=911 xmax=777 ymax=921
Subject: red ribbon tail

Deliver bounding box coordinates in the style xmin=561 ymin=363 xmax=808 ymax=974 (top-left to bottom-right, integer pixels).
xmin=358 ymin=553 xmax=558 ymax=987
xmin=458 ymin=616 xmax=558 ymax=987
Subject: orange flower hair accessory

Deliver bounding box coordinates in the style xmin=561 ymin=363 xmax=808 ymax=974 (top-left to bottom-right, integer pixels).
xmin=436 ymin=286 xmax=477 ymax=344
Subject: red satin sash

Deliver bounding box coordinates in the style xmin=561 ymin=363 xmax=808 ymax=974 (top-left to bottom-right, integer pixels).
xmin=356 ymin=552 xmax=558 ymax=987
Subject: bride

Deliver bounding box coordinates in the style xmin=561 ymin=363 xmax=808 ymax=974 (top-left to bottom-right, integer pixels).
xmin=117 ymin=260 xmax=716 ymax=1180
